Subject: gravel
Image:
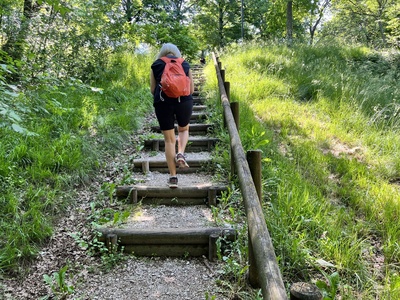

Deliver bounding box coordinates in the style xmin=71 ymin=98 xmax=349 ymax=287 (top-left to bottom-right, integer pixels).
xmin=1 ymin=132 xmax=237 ymax=300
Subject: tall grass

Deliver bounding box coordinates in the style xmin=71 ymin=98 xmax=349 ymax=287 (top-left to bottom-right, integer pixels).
xmin=0 ymin=51 xmax=154 ymax=271
xmin=216 ymin=42 xmax=400 ymax=298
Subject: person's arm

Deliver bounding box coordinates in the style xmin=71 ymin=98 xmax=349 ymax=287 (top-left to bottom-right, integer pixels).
xmin=150 ymin=69 xmax=156 ymax=95
xmin=188 ymin=69 xmax=194 ymax=94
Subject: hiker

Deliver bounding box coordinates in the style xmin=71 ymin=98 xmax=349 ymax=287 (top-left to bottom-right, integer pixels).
xmin=150 ymin=43 xmax=194 ymax=188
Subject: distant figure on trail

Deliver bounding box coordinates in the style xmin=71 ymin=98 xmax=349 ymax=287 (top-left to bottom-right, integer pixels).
xmin=150 ymin=43 xmax=194 ymax=188
xmin=200 ymin=57 xmax=206 ymax=64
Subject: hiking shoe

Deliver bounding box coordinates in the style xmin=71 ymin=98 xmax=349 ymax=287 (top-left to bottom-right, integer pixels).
xmin=167 ymin=176 xmax=178 ymax=188
xmin=176 ymin=153 xmax=189 ymax=168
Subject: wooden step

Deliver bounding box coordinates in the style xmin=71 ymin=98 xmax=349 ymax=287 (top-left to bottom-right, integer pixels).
xmin=150 ymin=123 xmax=214 ymax=136
xmin=132 ymin=154 xmax=211 ymax=173
xmin=98 ymin=227 xmax=236 ymax=258
xmin=190 ymin=112 xmax=207 ymax=123
xmin=116 ymin=184 xmax=227 ymax=206
xmin=144 ymin=137 xmax=219 ymax=152
xmin=192 ymin=105 xmax=207 ymax=112
xmin=193 ymin=96 xmax=204 ymax=105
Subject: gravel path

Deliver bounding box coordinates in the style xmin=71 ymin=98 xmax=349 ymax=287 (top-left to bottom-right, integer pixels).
xmin=1 ymin=69 xmax=250 ymax=300
xmin=1 ymin=148 xmax=234 ymax=300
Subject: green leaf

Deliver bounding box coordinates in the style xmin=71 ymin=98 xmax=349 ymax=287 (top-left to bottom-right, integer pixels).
xmin=90 ymin=87 xmax=103 ymax=94
xmin=11 ymin=123 xmax=27 ymax=133
xmin=9 ymin=111 xmax=21 ymax=121
xmin=11 ymin=123 xmax=38 ymax=136
xmin=43 ymin=274 xmax=53 ymax=285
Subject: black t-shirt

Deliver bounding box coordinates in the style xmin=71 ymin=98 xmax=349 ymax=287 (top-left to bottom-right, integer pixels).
xmin=151 ymin=56 xmax=193 ymax=103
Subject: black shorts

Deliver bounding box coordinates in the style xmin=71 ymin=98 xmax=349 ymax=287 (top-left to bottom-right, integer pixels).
xmin=154 ymin=99 xmax=193 ymax=131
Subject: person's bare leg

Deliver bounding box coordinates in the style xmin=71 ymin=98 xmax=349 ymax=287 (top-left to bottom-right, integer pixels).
xmin=177 ymin=124 xmax=189 ymax=154
xmin=162 ymin=129 xmax=177 ymax=176
xmin=176 ymin=124 xmax=189 ymax=168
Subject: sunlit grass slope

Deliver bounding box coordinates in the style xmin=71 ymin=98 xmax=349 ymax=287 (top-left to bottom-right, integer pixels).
xmin=0 ymin=51 xmax=154 ymax=271
xmin=217 ymin=43 xmax=400 ymax=299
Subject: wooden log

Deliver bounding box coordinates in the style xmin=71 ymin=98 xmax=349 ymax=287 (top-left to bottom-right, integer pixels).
xmin=193 ymin=97 xmax=205 ymax=105
xmin=123 ymin=244 xmax=208 ymax=257
xmin=138 ymin=198 xmax=207 ymax=206
xmin=230 ymin=101 xmax=239 ymax=176
xmin=224 ymin=82 xmax=230 ymax=102
xmin=209 ymin=233 xmax=219 ymax=262
xmin=220 ymin=69 xmax=225 ymax=82
xmin=192 ymin=105 xmax=207 ymax=111
xmin=132 ymin=157 xmax=210 ymax=169
xmin=213 ymin=52 xmax=287 ymax=300
xmin=144 ymin=138 xmax=219 ymax=152
xmin=247 ymin=150 xmax=263 ymax=288
xmin=106 ymin=234 xmax=118 ymax=253
xmin=290 ymin=282 xmax=322 ymax=300
xmin=133 ymin=167 xmax=199 ymax=174
xmin=231 ymin=102 xmax=239 ymax=131
xmin=129 ymin=188 xmax=138 ymax=204
xmin=223 ymin=82 xmax=230 ymax=129
xmin=116 ymin=185 xmax=227 ymax=200
xmin=152 ymin=140 xmax=159 ymax=151
xmin=207 ymin=187 xmax=218 ymax=207
xmin=150 ymin=124 xmax=214 ymax=135
xmin=191 ymin=112 xmax=207 ymax=118
xmin=98 ymin=227 xmax=236 ymax=245
xmin=142 ymin=160 xmax=149 ymax=174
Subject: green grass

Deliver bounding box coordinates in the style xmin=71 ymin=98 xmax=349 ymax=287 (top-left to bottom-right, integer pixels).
xmin=2 ymin=41 xmax=399 ymax=298
xmin=213 ymin=42 xmax=400 ymax=298
xmin=0 ymin=51 xmax=154 ymax=272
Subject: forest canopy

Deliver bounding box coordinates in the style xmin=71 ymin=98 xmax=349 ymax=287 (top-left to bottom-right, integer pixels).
xmin=1 ymin=0 xmax=399 ymax=80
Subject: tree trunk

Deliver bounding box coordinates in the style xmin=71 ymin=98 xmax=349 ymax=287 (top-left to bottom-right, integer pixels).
xmin=218 ymin=4 xmax=224 ymax=47
xmin=286 ymin=0 xmax=293 ymax=46
xmin=124 ymin=0 xmax=133 ymax=22
xmin=377 ymin=0 xmax=387 ymax=46
xmin=1 ymin=0 xmax=41 ymax=80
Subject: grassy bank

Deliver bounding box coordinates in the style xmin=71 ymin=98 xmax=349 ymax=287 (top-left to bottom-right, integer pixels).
xmin=207 ymin=43 xmax=400 ymax=299
xmin=0 ymin=51 xmax=154 ymax=272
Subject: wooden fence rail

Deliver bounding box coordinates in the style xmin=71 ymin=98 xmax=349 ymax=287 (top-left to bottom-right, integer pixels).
xmin=212 ymin=52 xmax=288 ymax=300
xmin=212 ymin=53 xmax=323 ymax=300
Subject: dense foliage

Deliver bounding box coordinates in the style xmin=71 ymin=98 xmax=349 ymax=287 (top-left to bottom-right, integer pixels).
xmin=0 ymin=50 xmax=154 ymax=270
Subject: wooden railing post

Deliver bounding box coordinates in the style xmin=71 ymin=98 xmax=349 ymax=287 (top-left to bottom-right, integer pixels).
xmin=224 ymin=81 xmax=230 ymax=101
xmin=230 ymin=101 xmax=239 ymax=175
xmin=212 ymin=52 xmax=287 ymax=300
xmin=223 ymin=81 xmax=230 ymax=129
xmin=290 ymin=282 xmax=322 ymax=300
xmin=247 ymin=150 xmax=262 ymax=287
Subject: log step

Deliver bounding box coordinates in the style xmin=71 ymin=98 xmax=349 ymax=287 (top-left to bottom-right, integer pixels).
xmin=144 ymin=137 xmax=219 ymax=152
xmin=190 ymin=112 xmax=207 ymax=122
xmin=116 ymin=185 xmax=227 ymax=206
xmin=193 ymin=96 xmax=204 ymax=105
xmin=192 ymin=105 xmax=207 ymax=112
xmin=151 ymin=123 xmax=214 ymax=136
xmin=132 ymin=155 xmax=211 ymax=173
xmin=98 ymin=227 xmax=236 ymax=258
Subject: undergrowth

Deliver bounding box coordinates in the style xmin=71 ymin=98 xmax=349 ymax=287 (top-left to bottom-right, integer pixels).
xmin=0 ymin=50 xmax=154 ymax=272
xmin=214 ymin=42 xmax=400 ymax=299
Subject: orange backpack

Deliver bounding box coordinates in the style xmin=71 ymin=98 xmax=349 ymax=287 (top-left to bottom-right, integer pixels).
xmin=160 ymin=57 xmax=191 ymax=99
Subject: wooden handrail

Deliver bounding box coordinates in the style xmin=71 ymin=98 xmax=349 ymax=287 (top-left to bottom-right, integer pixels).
xmin=212 ymin=52 xmax=288 ymax=300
